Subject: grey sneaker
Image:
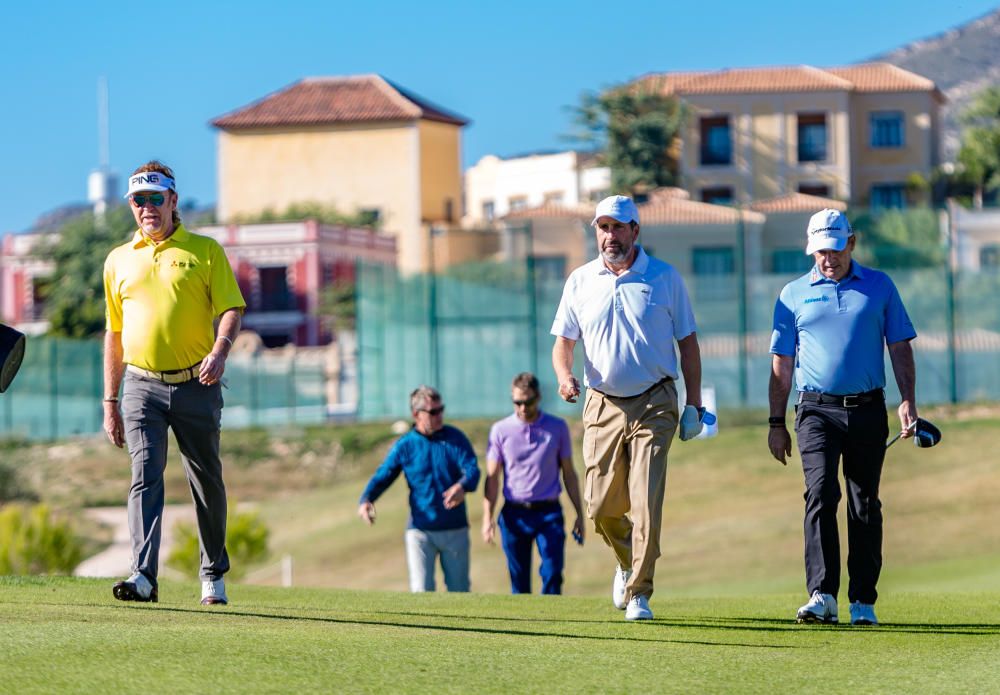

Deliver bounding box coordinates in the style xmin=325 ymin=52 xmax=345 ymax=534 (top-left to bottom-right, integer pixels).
xmin=625 ymin=595 xmax=653 ymax=621
xmin=612 ymin=565 xmax=631 ymax=610
xmin=201 ymin=579 xmax=228 ymax=606
xmin=850 ymin=602 xmax=878 ymax=625
xmin=113 ymin=572 xmax=157 ymax=603
xmin=796 ymin=591 xmax=838 ymax=624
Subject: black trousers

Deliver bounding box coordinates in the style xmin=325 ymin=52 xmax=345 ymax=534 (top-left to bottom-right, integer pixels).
xmin=795 ymin=399 xmax=889 ymax=604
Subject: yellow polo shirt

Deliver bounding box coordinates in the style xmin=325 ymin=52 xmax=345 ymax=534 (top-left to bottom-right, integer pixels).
xmin=103 ymin=224 xmax=246 ymax=371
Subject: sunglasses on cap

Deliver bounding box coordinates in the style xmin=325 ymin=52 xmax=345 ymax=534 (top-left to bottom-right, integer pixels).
xmin=512 ymin=397 xmax=538 ymax=407
xmin=419 ymin=405 xmax=445 ymax=416
xmin=130 ymin=193 xmax=166 ymax=207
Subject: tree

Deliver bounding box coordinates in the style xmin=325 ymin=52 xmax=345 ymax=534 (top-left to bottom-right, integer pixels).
xmin=166 ymin=504 xmax=269 ymax=580
xmin=35 ymin=206 xmax=137 ymax=339
xmin=232 ymin=201 xmax=379 ymax=228
xmin=318 ymin=280 xmax=357 ymax=333
xmin=956 ymin=86 xmax=1000 ymax=209
xmin=569 ymin=86 xmax=685 ymax=195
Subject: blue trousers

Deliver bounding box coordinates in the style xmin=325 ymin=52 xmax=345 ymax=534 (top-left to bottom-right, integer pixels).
xmin=498 ymin=503 xmax=566 ymax=594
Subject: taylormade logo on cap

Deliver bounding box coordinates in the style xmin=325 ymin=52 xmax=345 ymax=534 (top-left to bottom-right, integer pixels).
xmin=592 ymin=195 xmax=639 ymax=226
xmin=805 ymin=208 xmax=852 ymax=255
xmin=124 ymin=172 xmax=176 ymax=198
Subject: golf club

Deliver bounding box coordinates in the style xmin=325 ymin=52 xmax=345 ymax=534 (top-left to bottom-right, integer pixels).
xmin=885 ymin=418 xmax=942 ymax=450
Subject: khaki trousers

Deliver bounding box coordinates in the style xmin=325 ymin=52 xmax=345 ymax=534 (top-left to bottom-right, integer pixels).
xmin=582 ymin=380 xmax=678 ymax=600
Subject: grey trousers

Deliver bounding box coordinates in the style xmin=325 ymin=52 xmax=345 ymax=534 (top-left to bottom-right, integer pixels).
xmin=404 ymin=527 xmax=470 ymax=592
xmin=122 ymin=371 xmax=230 ymax=584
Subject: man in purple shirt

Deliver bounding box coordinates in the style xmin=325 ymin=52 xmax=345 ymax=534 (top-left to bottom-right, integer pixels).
xmin=482 ymin=372 xmax=585 ymax=594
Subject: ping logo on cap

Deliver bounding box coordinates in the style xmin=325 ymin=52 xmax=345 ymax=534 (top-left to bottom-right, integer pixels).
xmin=124 ymin=170 xmax=176 ymax=198
xmin=131 ymin=173 xmax=161 ymax=186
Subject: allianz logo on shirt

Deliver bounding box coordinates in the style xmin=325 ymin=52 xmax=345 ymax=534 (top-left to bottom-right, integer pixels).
xmin=803 ymin=296 xmax=829 ymax=304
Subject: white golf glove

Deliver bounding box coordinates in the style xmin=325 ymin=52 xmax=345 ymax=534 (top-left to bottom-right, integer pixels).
xmin=679 ymin=405 xmax=705 ymax=441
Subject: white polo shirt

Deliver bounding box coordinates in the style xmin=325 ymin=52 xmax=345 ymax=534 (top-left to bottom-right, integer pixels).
xmin=551 ymin=247 xmax=697 ymax=397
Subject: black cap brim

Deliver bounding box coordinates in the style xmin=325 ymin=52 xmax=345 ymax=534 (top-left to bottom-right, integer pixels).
xmin=0 ymin=324 xmax=26 ymax=393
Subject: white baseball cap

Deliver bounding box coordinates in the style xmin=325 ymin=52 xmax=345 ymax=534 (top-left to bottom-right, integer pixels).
xmin=123 ymin=171 xmax=176 ymax=198
xmin=592 ymin=195 xmax=639 ymax=226
xmin=805 ymin=208 xmax=853 ymax=255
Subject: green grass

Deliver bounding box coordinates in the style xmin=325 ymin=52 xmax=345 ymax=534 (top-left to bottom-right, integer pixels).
xmin=241 ymin=410 xmax=1000 ymax=599
xmin=1 ymin=577 xmax=998 ymax=694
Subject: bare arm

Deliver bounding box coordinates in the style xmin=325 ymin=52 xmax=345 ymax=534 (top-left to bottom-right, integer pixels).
xmin=481 ymin=458 xmax=502 ymax=544
xmin=103 ymin=330 xmax=125 ymax=448
xmin=767 ymin=354 xmax=795 ymax=465
xmin=199 ymin=307 xmax=242 ymax=385
xmin=677 ymin=333 xmax=702 ymax=408
xmin=552 ymin=336 xmax=580 ymax=402
xmin=559 ymin=455 xmax=585 ymax=544
xmin=888 ymin=339 xmax=917 ymax=438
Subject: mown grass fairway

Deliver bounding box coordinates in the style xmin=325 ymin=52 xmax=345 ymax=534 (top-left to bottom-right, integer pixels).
xmin=1 ymin=577 xmax=998 ymax=694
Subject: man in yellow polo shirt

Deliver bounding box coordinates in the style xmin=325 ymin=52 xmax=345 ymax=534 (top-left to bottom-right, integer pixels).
xmin=102 ymin=160 xmax=245 ymax=606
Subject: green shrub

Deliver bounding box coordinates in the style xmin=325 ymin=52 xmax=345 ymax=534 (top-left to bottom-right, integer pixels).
xmin=0 ymin=504 xmax=83 ymax=574
xmin=166 ymin=503 xmax=269 ymax=580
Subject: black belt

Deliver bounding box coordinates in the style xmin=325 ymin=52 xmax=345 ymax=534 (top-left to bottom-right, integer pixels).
xmin=592 ymin=376 xmax=673 ymax=400
xmin=798 ymin=389 xmax=884 ymax=408
xmin=504 ymin=499 xmax=561 ymax=512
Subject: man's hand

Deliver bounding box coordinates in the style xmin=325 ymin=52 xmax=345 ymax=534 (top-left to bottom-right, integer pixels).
xmin=103 ymin=402 xmax=125 ymax=448
xmin=199 ymin=350 xmax=227 ymax=385
xmin=898 ymin=401 xmax=918 ymax=439
xmin=678 ymin=405 xmax=704 ymax=441
xmin=358 ymin=502 xmax=376 ymax=525
xmin=442 ymin=482 xmax=466 ymax=509
xmin=768 ymin=426 xmax=792 ymax=465
xmin=482 ymin=517 xmax=496 ymax=545
xmin=571 ymin=515 xmax=585 ymax=545
xmin=558 ymin=376 xmax=580 ymax=403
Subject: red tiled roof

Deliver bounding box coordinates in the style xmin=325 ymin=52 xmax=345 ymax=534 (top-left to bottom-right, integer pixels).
xmin=640 ymin=197 xmax=764 ymax=226
xmin=503 ymin=197 xmax=764 ymax=226
xmin=825 ymin=63 xmax=937 ymax=93
xmin=211 ymin=75 xmax=468 ymax=130
xmin=746 ymin=192 xmax=847 ymax=214
xmin=504 ymin=203 xmax=591 ymax=221
xmin=634 ymin=62 xmax=938 ymax=97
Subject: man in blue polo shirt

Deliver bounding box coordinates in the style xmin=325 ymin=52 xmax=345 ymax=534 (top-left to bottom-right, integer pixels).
xmin=358 ymin=385 xmax=480 ymax=592
xmin=768 ymin=208 xmax=918 ymax=627
xmin=482 ymin=372 xmax=585 ymax=594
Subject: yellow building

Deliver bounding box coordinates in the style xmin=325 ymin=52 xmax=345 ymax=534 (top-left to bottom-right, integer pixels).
xmin=634 ymin=63 xmax=943 ymax=208
xmin=211 ymin=75 xmax=467 ymax=273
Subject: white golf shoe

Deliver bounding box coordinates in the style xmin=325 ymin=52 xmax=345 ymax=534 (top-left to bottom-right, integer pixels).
xmin=612 ymin=565 xmax=631 ymax=610
xmin=625 ymin=595 xmax=653 ymax=621
xmin=850 ymin=602 xmax=878 ymax=625
xmin=112 ymin=572 xmax=157 ymax=603
xmin=796 ymin=591 xmax=838 ymax=624
xmin=201 ymin=579 xmax=228 ymax=606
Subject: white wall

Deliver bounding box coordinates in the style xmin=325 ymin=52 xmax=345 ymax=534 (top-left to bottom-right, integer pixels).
xmin=464 ymin=151 xmax=609 ymax=224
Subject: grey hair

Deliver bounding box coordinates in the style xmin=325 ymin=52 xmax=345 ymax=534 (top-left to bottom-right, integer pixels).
xmin=410 ymin=385 xmax=441 ymax=413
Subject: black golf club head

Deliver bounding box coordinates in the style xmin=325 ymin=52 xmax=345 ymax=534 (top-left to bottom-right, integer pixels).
xmin=913 ymin=418 xmax=941 ymax=448
xmin=0 ymin=324 xmax=26 ymax=393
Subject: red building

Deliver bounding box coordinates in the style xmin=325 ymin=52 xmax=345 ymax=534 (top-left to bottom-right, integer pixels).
xmin=0 ymin=220 xmax=395 ymax=346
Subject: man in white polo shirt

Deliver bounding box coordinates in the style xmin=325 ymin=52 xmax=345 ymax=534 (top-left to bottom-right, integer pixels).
xmin=551 ymin=194 xmax=706 ymax=621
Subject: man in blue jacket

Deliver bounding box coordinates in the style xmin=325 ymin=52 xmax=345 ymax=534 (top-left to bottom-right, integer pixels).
xmin=358 ymin=385 xmax=480 ymax=592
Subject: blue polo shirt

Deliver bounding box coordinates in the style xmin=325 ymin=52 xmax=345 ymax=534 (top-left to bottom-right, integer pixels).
xmin=770 ymin=261 xmax=916 ymax=395
xmin=359 ymin=425 xmax=480 ymax=531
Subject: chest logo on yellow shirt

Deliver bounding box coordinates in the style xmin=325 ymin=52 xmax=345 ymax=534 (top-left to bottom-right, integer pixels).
xmin=170 ymin=260 xmax=197 ymax=269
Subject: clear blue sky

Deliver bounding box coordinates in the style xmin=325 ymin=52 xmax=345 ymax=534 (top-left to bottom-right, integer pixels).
xmin=2 ymin=0 xmax=997 ymax=234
